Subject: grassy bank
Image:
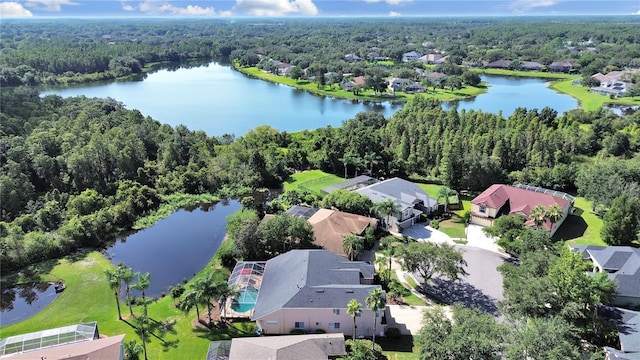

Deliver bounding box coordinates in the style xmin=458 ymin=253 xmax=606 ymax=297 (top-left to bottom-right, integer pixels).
xmin=234 ymin=65 xmax=486 ymax=103
xmin=550 ymin=80 xmax=640 ymax=112
xmin=472 ymin=68 xmax=577 ymax=80
xmin=0 ymin=246 xmax=254 ymax=359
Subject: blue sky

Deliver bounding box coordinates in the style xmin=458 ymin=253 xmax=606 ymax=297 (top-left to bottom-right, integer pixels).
xmin=1 ymin=0 xmax=639 ymax=18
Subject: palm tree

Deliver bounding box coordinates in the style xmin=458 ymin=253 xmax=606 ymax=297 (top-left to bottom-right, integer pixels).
xmin=373 ymin=199 xmax=400 ymax=231
xmin=363 ymin=152 xmax=381 ymax=176
xmin=529 ymin=205 xmax=547 ymax=229
xmin=365 ymin=288 xmax=387 ymax=350
xmin=342 ymin=233 xmax=364 ymax=261
xmin=178 ymin=288 xmax=203 ymax=325
xmin=347 ymin=299 xmax=362 ymax=340
xmin=132 ymin=272 xmax=151 ymax=301
xmin=105 ymin=268 xmax=123 ymax=320
xmin=437 ymin=187 xmax=457 ymax=214
xmin=119 ymin=264 xmax=135 ymax=317
xmin=123 ymin=340 xmax=144 ymax=360
xmin=193 ymin=273 xmax=218 ymax=327
xmin=214 ymin=281 xmax=239 ymax=324
xmin=339 ymin=153 xmax=355 ymax=179
xmin=545 ymin=204 xmax=563 ymax=234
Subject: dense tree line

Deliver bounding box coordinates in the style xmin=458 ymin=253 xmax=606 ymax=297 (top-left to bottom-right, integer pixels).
xmin=2 ymin=17 xmax=639 ymax=87
xmin=2 ymin=79 xmax=639 ymax=271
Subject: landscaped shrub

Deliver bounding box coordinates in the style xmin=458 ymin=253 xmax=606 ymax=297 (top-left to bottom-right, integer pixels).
xmin=385 ymin=327 xmax=401 ymax=339
xmin=314 ymin=329 xmax=326 ymax=334
xmin=430 ymin=219 xmax=440 ymax=229
xmin=289 ymin=329 xmax=305 ymax=335
xmin=169 ymin=284 xmax=185 ymax=299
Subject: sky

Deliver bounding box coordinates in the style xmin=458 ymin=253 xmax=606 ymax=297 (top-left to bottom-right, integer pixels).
xmin=1 ymin=0 xmax=639 ymax=18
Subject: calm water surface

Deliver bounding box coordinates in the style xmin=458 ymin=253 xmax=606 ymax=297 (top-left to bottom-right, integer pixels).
xmin=104 ymin=201 xmax=240 ymax=297
xmin=444 ymin=74 xmax=578 ymax=116
xmin=42 ymin=63 xmax=579 ymax=136
xmin=42 ymin=63 xmax=403 ymax=137
xmin=1 ymin=283 xmax=60 ymax=326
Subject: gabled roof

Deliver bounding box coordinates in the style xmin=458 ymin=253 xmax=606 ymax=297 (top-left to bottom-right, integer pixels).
xmin=251 ymin=250 xmax=378 ymax=320
xmin=229 ymin=333 xmax=346 ymax=360
xmin=487 ymin=59 xmax=511 ymax=68
xmin=472 ymin=184 xmax=572 ymax=231
xmin=307 ymin=208 xmax=377 ymax=257
xmin=571 ymin=245 xmax=640 ymax=299
xmin=426 ymin=72 xmax=447 ymax=79
xmin=356 ymin=177 xmax=437 ymax=211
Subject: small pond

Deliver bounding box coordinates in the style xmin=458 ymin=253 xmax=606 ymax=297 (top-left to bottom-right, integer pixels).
xmin=1 ymin=282 xmax=61 ymax=327
xmin=104 ymin=200 xmax=241 ymax=297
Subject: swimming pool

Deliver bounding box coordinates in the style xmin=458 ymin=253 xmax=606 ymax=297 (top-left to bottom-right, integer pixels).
xmin=231 ymin=286 xmax=259 ymax=313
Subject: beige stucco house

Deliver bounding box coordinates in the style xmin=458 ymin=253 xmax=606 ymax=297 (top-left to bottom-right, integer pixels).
xmin=251 ymin=250 xmax=385 ymax=337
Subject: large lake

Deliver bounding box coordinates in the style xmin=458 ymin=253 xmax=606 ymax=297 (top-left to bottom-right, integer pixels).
xmin=42 ymin=62 xmax=578 ymax=136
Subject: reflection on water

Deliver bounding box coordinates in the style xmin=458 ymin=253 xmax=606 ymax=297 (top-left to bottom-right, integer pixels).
xmin=1 ymin=282 xmax=60 ymax=326
xmin=104 ymin=200 xmax=241 ymax=297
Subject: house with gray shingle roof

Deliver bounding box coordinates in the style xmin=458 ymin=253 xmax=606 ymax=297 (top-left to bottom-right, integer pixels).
xmin=229 ymin=333 xmax=346 ymax=360
xmin=570 ymin=245 xmax=640 ymax=308
xmin=356 ymin=177 xmax=437 ymax=232
xmin=251 ymin=250 xmax=384 ymax=336
xmin=601 ymin=306 xmax=640 ymax=360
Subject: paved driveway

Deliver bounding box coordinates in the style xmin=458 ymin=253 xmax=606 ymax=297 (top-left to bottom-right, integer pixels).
xmin=413 ymin=245 xmax=507 ymax=316
xmin=384 ymin=305 xmax=430 ymax=335
xmin=466 ymin=224 xmax=501 ymax=253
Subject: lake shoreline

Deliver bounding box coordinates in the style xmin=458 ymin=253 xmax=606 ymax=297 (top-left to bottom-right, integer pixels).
xmin=232 ymin=62 xmax=487 ymax=104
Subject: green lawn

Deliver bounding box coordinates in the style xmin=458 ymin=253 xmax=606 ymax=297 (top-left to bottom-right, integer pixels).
xmin=283 ymin=169 xmax=344 ymax=196
xmin=558 ymin=197 xmax=606 ymax=246
xmin=550 ymin=80 xmax=640 ymax=112
xmin=235 ymin=65 xmax=486 ymax=103
xmin=0 ymin=250 xmax=255 ymax=359
xmin=416 ymin=183 xmax=469 ymax=239
xmin=380 ymin=335 xmax=418 ymax=360
xmin=471 ymin=68 xmax=577 ymax=80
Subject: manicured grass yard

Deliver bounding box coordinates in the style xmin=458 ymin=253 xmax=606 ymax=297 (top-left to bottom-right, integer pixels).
xmin=558 ymin=197 xmax=606 ymax=246
xmin=0 ymin=250 xmax=255 ymax=359
xmin=283 ymin=169 xmax=344 ymax=196
xmin=550 ymin=80 xmax=640 ymax=112
xmin=236 ymin=66 xmax=486 ymax=103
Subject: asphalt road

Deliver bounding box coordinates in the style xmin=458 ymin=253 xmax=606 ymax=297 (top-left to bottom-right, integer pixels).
xmin=414 ymin=245 xmax=508 ymax=316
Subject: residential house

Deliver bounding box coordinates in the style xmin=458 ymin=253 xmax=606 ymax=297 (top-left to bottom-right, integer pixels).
xmin=0 ymin=322 xmax=125 ymax=359
xmin=419 ymin=53 xmax=444 ymax=64
xmin=228 ymin=333 xmax=346 ymax=360
xmin=549 ymin=61 xmax=573 ymax=73
xmin=600 ymin=307 xmax=640 ymax=360
xmin=388 ymin=78 xmax=423 ymax=92
xmin=344 ymin=53 xmax=362 ymax=62
xmin=402 ymin=51 xmax=422 ymax=62
xmin=519 ymin=61 xmax=544 ymax=71
xmin=285 ymin=205 xmax=378 ymax=259
xmin=469 ymin=184 xmax=574 ymax=236
xmin=591 ymin=81 xmax=633 ymax=97
xmin=425 ymin=72 xmax=447 ymax=81
xmin=339 ymin=76 xmax=366 ymax=91
xmin=356 ymin=177 xmax=438 ymax=231
xmin=251 ymin=250 xmax=384 ymax=336
xmin=570 ymin=245 xmax=640 ymax=308
xmin=367 ymin=52 xmax=387 ymax=61
xmin=486 ymin=59 xmax=511 ymax=69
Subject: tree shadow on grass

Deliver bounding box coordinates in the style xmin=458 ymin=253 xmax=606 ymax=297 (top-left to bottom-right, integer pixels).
xmin=426 ymin=278 xmax=500 ymax=316
xmin=377 ymin=335 xmax=413 ymax=352
xmin=192 ymin=321 xmax=255 ymax=341
xmin=552 ymin=214 xmax=587 ymax=241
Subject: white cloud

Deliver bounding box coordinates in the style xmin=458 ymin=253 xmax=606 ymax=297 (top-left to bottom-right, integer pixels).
xmin=0 ymin=1 xmax=33 ymax=16
xmin=232 ymin=0 xmax=319 ymax=16
xmin=137 ymin=1 xmax=216 ymax=16
xmin=509 ymin=0 xmax=558 ymax=12
xmin=24 ymin=0 xmax=77 ymax=12
xmin=362 ymin=0 xmax=412 ymax=4
xmin=633 ymin=8 xmax=640 ymax=15
xmin=389 ymin=10 xmax=401 ymax=16
xmin=122 ymin=4 xmax=134 ymax=11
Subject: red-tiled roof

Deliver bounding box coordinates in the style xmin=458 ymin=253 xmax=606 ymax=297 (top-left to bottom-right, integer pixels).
xmin=472 ymin=184 xmax=570 ymax=231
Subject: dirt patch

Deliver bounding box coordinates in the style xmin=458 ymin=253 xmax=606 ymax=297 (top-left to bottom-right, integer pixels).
xmin=191 ymin=301 xmax=224 ymax=329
